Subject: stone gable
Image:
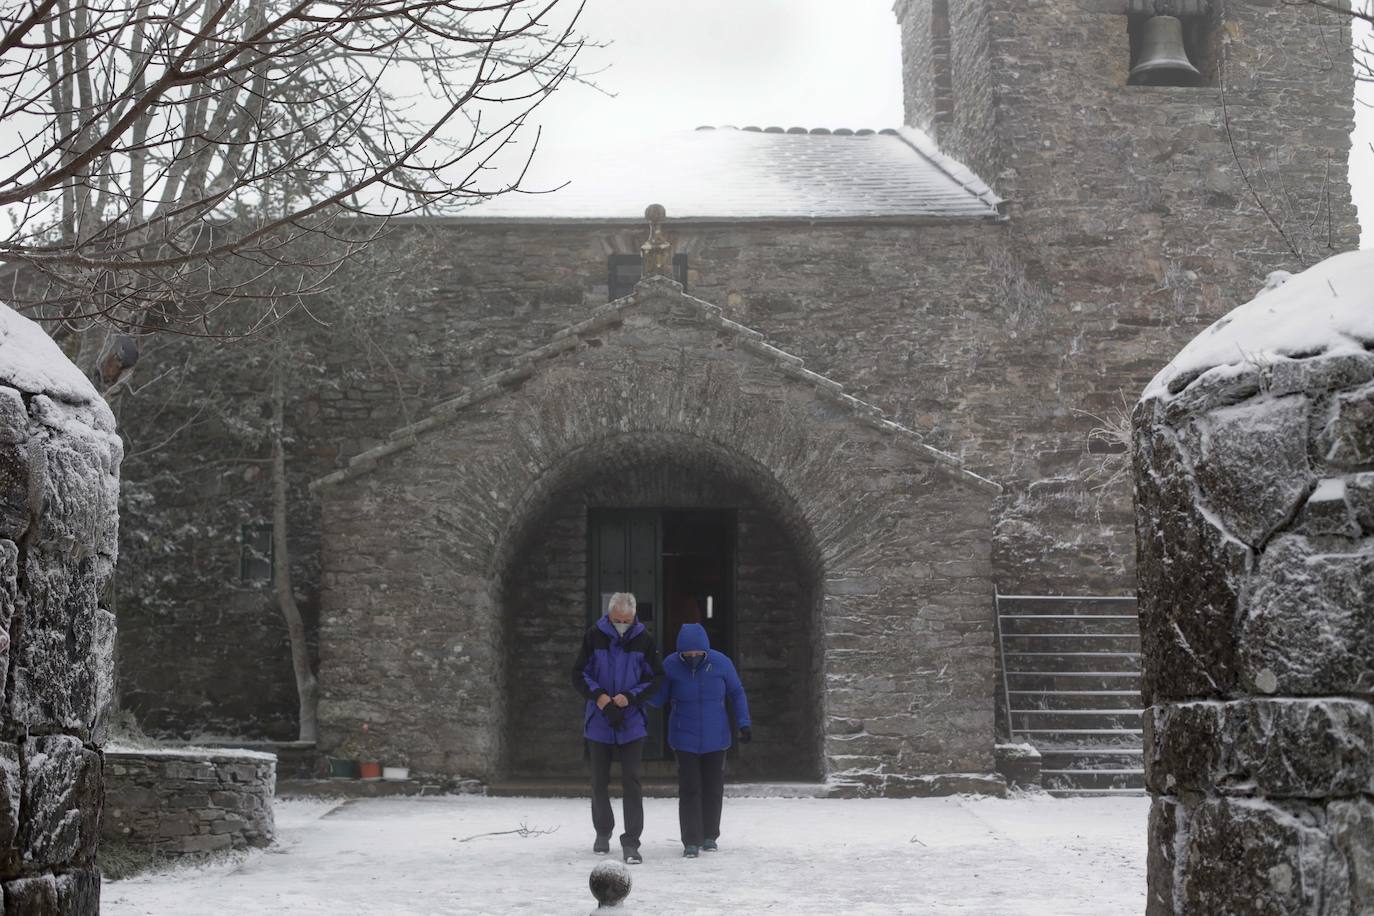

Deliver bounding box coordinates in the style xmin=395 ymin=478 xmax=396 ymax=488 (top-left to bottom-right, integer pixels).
xmin=313 ymin=277 xmax=999 ymax=791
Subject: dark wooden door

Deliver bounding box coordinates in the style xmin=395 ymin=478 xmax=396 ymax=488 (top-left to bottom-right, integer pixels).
xmin=587 ymin=509 xmax=666 ymax=758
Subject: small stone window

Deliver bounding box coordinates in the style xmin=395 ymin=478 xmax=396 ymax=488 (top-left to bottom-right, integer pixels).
xmin=608 ymin=254 xmax=688 ymax=301
xmin=240 ymin=524 xmax=273 ymax=584
xmin=1126 ymin=1 xmax=1219 ymax=88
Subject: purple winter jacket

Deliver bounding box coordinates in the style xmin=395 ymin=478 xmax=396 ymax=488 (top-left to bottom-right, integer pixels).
xmin=570 ymin=616 xmax=663 ymax=745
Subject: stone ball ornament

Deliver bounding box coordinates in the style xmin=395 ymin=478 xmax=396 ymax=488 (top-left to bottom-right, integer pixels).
xmin=589 ymin=860 xmax=632 ymax=908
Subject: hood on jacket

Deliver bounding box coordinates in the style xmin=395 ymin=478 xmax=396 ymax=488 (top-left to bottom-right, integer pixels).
xmin=676 ymin=623 xmax=710 ymax=654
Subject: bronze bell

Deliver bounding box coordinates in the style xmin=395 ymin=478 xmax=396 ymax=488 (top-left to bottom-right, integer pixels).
xmin=1130 ymin=15 xmax=1200 ymax=84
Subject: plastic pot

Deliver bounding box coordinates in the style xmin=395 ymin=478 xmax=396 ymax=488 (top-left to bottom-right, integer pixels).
xmin=382 ymin=766 xmax=410 ymax=781
xmin=358 ymin=760 xmax=383 ymax=780
xmin=328 ymin=758 xmax=358 ymax=779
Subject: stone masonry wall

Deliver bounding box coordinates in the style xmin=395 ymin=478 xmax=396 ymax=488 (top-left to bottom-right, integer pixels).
xmin=103 ymin=750 xmax=275 ymax=856
xmin=315 ymin=280 xmax=998 ymax=792
xmin=115 ymin=0 xmax=1361 ymax=746
xmin=503 ymin=455 xmax=818 ymax=781
xmin=0 ymin=305 xmax=121 ymax=914
xmin=1134 ymin=284 xmax=1373 ymax=912
xmin=896 ymin=0 xmax=1360 ymax=593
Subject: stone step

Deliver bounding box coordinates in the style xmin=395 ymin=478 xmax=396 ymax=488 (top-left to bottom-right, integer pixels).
xmin=1001 ymin=651 xmax=1142 ymax=673
xmin=1041 ymin=768 xmax=1146 ymax=791
xmin=1009 ymin=709 xmax=1144 ymax=731
xmin=1007 ymin=690 xmax=1143 ymax=710
xmin=995 ymin=595 xmax=1138 ymax=616
xmin=1037 ymin=746 xmax=1144 ymax=763
xmin=999 ymin=614 xmax=1141 ymax=635
xmin=278 ymin=778 xmax=454 ymax=799
xmin=1046 ymin=787 xmax=1147 ymax=798
xmin=1014 ymin=728 xmax=1143 ymax=743
xmin=1002 ymin=633 xmax=1141 ymax=653
xmin=486 ymin=780 xmax=833 ymax=799
xmin=1006 ymin=671 xmax=1142 ymax=692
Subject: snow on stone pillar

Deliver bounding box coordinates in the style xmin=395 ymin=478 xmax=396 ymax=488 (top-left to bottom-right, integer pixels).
xmin=0 ymin=304 xmax=121 ymax=913
xmin=1133 ymin=252 xmax=1374 ymax=915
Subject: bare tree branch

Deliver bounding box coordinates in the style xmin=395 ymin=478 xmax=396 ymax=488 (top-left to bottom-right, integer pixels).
xmin=0 ymin=0 xmax=593 ymax=333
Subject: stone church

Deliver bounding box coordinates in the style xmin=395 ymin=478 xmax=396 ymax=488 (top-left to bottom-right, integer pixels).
xmin=116 ymin=0 xmax=1357 ymax=794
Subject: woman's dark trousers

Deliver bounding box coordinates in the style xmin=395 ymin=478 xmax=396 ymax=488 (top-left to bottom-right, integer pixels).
xmin=589 ymin=738 xmax=644 ymax=852
xmin=676 ymin=749 xmax=726 ymax=847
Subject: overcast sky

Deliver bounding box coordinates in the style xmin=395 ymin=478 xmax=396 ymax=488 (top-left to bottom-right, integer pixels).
xmin=515 ymin=0 xmax=1372 ymax=246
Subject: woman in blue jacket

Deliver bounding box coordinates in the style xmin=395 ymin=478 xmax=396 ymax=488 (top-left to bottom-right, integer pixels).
xmin=649 ymin=623 xmax=751 ymax=858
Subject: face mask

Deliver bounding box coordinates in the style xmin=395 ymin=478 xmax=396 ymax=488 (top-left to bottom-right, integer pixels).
xmin=612 ymin=622 xmax=631 ymax=636
xmin=684 ymin=653 xmax=704 ymax=668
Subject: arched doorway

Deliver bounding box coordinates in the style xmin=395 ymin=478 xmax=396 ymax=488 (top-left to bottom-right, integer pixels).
xmin=497 ymin=436 xmax=823 ymax=782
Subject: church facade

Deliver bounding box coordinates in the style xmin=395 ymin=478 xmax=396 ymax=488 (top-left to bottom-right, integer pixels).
xmin=115 ymin=0 xmax=1357 ymax=792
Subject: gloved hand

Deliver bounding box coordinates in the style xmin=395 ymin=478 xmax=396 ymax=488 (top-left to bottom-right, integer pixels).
xmin=738 ymin=726 xmax=752 ymax=744
xmin=604 ymin=705 xmax=626 ymax=729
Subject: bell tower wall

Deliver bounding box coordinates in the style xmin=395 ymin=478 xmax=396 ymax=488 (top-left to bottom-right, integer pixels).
xmin=895 ymin=0 xmax=1359 ymax=593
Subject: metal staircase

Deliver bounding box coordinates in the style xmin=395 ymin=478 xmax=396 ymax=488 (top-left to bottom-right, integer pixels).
xmin=995 ymin=593 xmax=1145 ymax=796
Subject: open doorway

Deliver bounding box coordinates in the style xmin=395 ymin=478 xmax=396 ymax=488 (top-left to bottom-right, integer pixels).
xmin=587 ymin=508 xmax=736 ymax=759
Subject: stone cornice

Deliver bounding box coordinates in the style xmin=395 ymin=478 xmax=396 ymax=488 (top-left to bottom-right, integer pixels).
xmin=310 ymin=275 xmax=1002 ymax=496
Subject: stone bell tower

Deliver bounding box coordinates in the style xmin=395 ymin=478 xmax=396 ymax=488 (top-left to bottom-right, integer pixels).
xmin=893 ymin=0 xmax=1359 ymax=593
xmin=893 ymin=0 xmax=1359 ymax=268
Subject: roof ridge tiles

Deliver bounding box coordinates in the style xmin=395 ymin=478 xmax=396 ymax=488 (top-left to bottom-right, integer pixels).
xmin=695 ymin=125 xmax=902 ymax=135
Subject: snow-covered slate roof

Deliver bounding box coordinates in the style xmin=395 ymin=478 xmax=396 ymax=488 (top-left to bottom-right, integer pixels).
xmin=453 ymin=126 xmax=1005 ymax=223
xmin=310 ymin=275 xmax=1001 ymax=495
xmin=1144 ymin=250 xmax=1374 ymax=401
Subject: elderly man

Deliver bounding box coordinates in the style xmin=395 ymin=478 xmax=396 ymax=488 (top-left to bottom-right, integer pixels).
xmin=571 ymin=592 xmax=663 ymax=864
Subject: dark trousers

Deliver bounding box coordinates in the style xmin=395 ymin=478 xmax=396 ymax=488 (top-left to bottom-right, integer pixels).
xmin=589 ymin=738 xmax=644 ymax=850
xmin=676 ymin=749 xmax=726 ymax=847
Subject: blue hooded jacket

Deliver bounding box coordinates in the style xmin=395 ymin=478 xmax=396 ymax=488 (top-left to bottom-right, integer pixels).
xmin=649 ymin=624 xmax=751 ymax=754
xmin=570 ymin=616 xmax=662 ymax=745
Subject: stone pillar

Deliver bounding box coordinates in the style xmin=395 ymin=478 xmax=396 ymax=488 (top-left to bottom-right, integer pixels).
xmin=1133 ymin=258 xmax=1374 ymax=915
xmin=0 ymin=305 xmax=121 ymax=913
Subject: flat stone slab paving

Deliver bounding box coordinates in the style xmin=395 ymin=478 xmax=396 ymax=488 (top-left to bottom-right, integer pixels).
xmin=102 ymin=794 xmax=1147 ymax=915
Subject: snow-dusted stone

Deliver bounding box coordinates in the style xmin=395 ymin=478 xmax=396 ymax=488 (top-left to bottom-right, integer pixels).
xmin=1294 ymin=478 xmax=1362 ymax=538
xmin=2 ymin=874 xmax=55 ymax=912
xmin=1178 ymin=797 xmax=1357 ymax=915
xmin=27 ymin=394 xmax=120 ymax=572
xmin=1321 ymin=382 xmax=1374 ymax=467
xmin=589 ymin=861 xmax=631 ymax=908
xmin=20 ymin=735 xmax=100 ymax=869
xmin=1132 ymin=403 xmax=1246 ymax=702
xmin=10 ymin=553 xmax=100 ymax=731
xmin=1136 ymin=252 xmax=1374 ymax=916
xmin=1145 ymin=796 xmax=1183 ymax=916
xmin=1328 ymin=799 xmax=1374 ymax=909
xmin=1146 ymin=699 xmax=1374 ymax=797
xmin=55 ymin=868 xmax=100 ymax=912
xmin=0 ymin=417 xmax=32 ymax=541
xmin=91 ymin=607 xmax=117 ymax=744
xmin=1183 ymin=394 xmax=1314 ymax=548
xmin=0 ymin=743 xmax=19 ymax=870
xmin=1239 ymin=535 xmax=1374 ymax=696
xmin=1349 ymin=472 xmax=1374 ymax=532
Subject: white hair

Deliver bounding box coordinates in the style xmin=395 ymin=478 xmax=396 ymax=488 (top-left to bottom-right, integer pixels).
xmin=608 ymin=592 xmax=637 ymax=616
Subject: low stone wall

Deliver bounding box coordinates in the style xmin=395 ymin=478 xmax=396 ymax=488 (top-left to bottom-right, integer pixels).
xmin=103 ymin=749 xmax=276 ymax=855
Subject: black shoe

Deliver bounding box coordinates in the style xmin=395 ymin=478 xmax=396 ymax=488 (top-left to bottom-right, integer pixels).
xmin=593 ymin=836 xmax=610 ymax=855
xmin=623 ymin=849 xmax=642 ymax=865
xmin=702 ymin=838 xmax=718 ymax=852
xmin=683 ymin=845 xmax=700 ymax=858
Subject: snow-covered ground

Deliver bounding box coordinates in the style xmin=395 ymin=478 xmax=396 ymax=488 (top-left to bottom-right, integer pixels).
xmin=103 ymin=793 xmax=1147 ymax=915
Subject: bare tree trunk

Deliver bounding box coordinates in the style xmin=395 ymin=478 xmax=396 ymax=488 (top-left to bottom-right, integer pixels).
xmin=272 ymin=358 xmax=318 ymax=743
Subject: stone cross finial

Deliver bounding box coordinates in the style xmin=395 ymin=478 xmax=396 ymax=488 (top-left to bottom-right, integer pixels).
xmin=640 ymin=203 xmax=672 ymax=278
